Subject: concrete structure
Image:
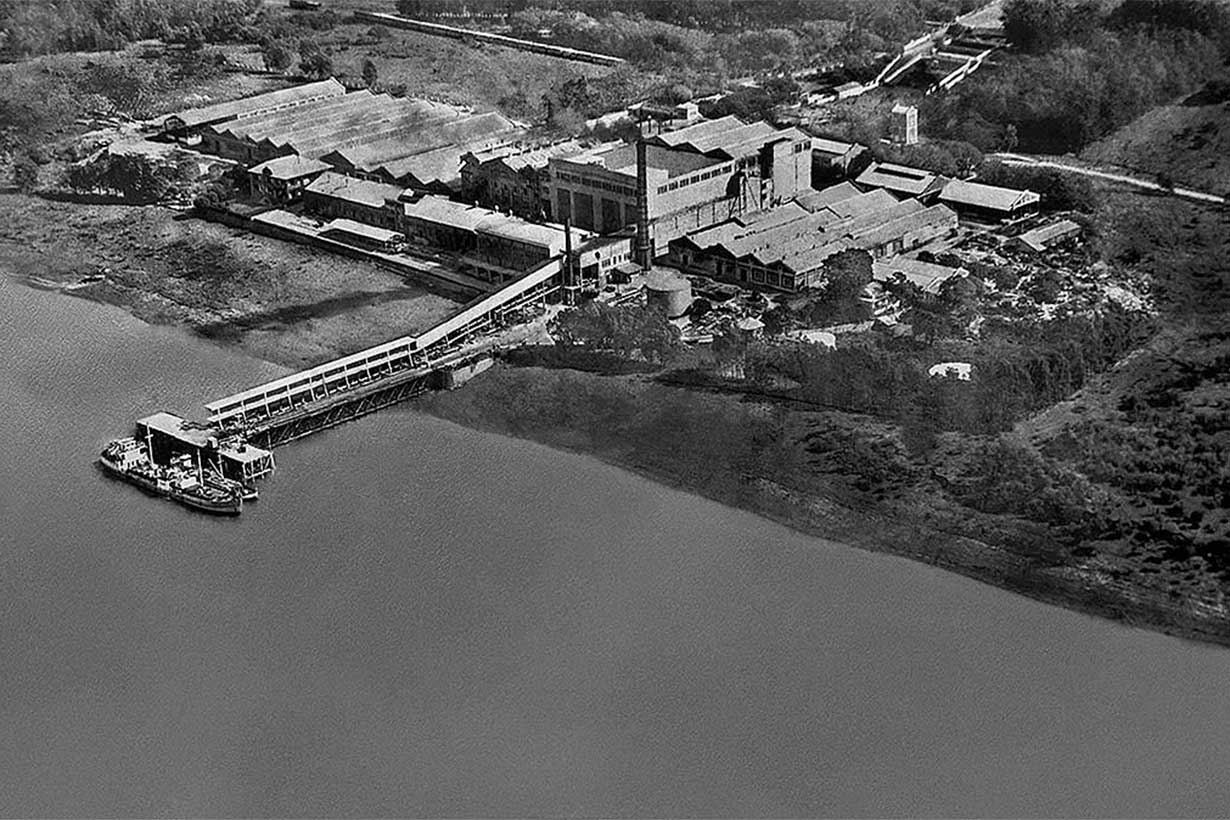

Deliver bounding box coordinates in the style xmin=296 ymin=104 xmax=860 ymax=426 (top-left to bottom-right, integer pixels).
xmin=459 ymin=139 xmax=586 ymax=221
xmin=890 ymin=104 xmax=919 ymax=146
xmin=643 ymin=268 xmax=693 ymax=318
xmin=548 ymin=117 xmax=812 ymax=249
xmin=303 ymin=172 xmax=404 ymax=229
xmin=855 ymin=161 xmax=948 ymax=201
xmin=938 ymin=178 xmax=1039 ymax=220
xmin=247 ymin=155 xmax=332 ymax=202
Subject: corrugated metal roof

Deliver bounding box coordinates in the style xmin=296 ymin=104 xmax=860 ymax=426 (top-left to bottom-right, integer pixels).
xmin=811 ymin=137 xmax=859 ymax=156
xmin=853 ymin=204 xmax=956 ymax=248
xmin=326 ymin=112 xmax=519 ymax=169
xmin=795 ymin=182 xmax=861 ymax=211
xmin=939 ymin=179 xmax=1039 ymax=212
xmin=873 ymin=255 xmax=963 ymax=292
xmin=305 ymin=172 xmax=404 ymax=209
xmin=829 ymin=188 xmax=901 ymax=219
xmin=855 ymin=162 xmax=941 ymax=196
xmin=165 ymin=79 xmax=346 ymax=129
xmin=1017 ymin=219 xmax=1081 ymax=251
xmin=321 ymin=218 xmax=403 ymax=243
xmin=248 ymin=154 xmax=332 ymax=180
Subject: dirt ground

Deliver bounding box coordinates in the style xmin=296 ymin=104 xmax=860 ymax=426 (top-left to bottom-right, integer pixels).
xmin=0 ymin=194 xmax=461 ymax=368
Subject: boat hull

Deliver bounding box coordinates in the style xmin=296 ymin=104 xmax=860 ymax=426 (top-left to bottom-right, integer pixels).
xmin=98 ymin=454 xmax=242 ymax=516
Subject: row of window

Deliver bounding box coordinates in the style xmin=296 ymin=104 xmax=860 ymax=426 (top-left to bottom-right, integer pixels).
xmin=656 ymin=164 xmax=734 ymax=195
xmin=554 ymin=172 xmax=636 ymax=198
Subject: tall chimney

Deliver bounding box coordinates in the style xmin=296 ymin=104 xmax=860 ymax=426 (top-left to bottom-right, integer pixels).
xmin=563 ymin=217 xmax=576 ymax=305
xmin=634 ymin=139 xmax=653 ymax=269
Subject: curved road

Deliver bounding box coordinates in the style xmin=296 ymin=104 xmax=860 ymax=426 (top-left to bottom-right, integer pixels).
xmin=990 ymin=152 xmax=1228 ymax=205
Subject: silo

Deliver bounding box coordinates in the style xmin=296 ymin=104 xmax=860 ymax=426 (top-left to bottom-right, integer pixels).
xmin=643 ymin=268 xmax=693 ymax=318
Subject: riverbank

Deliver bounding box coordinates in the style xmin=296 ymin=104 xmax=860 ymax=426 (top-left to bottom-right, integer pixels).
xmin=415 ymin=362 xmax=1230 ymax=647
xmin=0 ymin=194 xmax=459 ymax=369
xmin=4 ymin=190 xmax=1228 ymax=648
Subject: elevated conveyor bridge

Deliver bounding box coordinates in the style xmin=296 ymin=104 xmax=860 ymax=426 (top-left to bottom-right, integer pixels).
xmin=205 ymin=257 xmax=563 ymax=443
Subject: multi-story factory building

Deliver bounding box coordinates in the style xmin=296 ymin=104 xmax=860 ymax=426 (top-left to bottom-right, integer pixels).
xmin=546 ymin=115 xmax=812 ymax=250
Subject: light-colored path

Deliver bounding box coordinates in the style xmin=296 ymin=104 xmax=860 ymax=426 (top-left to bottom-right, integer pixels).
xmin=990 ymin=152 xmax=1228 ymax=205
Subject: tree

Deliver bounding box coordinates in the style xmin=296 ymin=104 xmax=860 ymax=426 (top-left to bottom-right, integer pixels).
xmin=821 ymin=249 xmax=874 ymax=304
xmin=299 ymin=50 xmax=333 ymax=80
xmin=12 ymin=154 xmax=38 ymax=193
xmin=361 ymin=58 xmax=379 ymax=90
xmin=262 ymin=41 xmax=291 ymax=72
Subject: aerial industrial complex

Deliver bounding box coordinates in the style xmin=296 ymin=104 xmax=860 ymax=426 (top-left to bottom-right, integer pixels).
xmin=116 ymin=75 xmax=1069 ymax=511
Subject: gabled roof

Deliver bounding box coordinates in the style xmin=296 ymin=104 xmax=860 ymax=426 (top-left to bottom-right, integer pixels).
xmin=855 ymin=162 xmax=944 ymax=196
xmin=322 ymin=112 xmax=519 ymax=170
xmin=476 ymin=217 xmax=569 ymax=250
xmin=465 ymin=139 xmax=586 ymax=173
xmin=563 ymin=141 xmax=722 ymax=179
xmin=797 ymin=181 xmax=862 ymax=211
xmin=321 ymin=218 xmax=403 ymax=244
xmin=304 ymin=172 xmax=404 ymax=209
xmin=164 ymin=79 xmax=346 ymax=130
xmin=828 ymin=188 xmax=901 ymax=220
xmin=647 ymin=116 xmax=804 ymax=159
xmin=811 ymin=137 xmax=862 ymax=157
xmin=403 ymin=196 xmax=492 ymax=232
xmin=939 ymin=179 xmax=1040 ymax=212
xmin=851 ymin=204 xmax=956 ymax=249
xmin=873 ymin=255 xmax=964 ymax=293
xmin=1016 ymin=219 xmax=1081 ymax=251
xmin=249 ymin=154 xmax=332 ymax=180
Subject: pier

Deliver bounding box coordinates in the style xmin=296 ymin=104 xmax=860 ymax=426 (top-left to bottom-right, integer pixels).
xmin=198 ymin=255 xmax=562 ymax=449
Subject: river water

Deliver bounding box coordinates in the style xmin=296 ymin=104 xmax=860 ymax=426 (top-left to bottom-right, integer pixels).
xmin=2 ymin=272 xmax=1230 ymax=817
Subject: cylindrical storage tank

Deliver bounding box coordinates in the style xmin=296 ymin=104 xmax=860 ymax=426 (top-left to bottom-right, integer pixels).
xmin=643 ymin=268 xmax=693 ymax=318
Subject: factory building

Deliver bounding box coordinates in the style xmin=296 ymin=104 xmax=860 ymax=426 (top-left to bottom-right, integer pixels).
xmin=547 ymin=116 xmax=812 ymax=249
xmin=937 ymin=179 xmax=1040 ymax=221
xmin=810 ymin=137 xmax=866 ymax=183
xmin=459 ymin=139 xmax=587 ymax=221
xmin=399 ymin=195 xmax=596 ymax=283
xmin=161 ymin=79 xmax=347 ymax=141
xmin=302 ymin=172 xmax=404 ymax=230
xmin=247 ymin=155 xmax=332 ymax=203
xmin=195 ymin=90 xmax=457 ymax=163
xmin=319 ymin=111 xmax=520 ymax=192
xmin=665 ymin=181 xmax=958 ymax=293
xmin=854 ymin=161 xmax=949 ymax=202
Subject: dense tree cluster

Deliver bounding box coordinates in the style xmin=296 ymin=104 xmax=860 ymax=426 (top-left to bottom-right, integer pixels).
xmin=926 ymin=0 xmax=1228 ymax=153
xmin=549 ymin=300 xmax=682 ymax=363
xmin=64 ymin=151 xmax=197 ymax=203
xmin=0 ymin=0 xmax=263 ymax=56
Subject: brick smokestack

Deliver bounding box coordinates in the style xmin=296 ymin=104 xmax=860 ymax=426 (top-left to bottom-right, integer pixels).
xmin=635 ymin=139 xmax=653 ymax=268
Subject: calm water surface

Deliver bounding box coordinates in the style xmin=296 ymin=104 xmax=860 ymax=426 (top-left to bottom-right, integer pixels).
xmin=2 ymin=273 xmax=1230 ymax=817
